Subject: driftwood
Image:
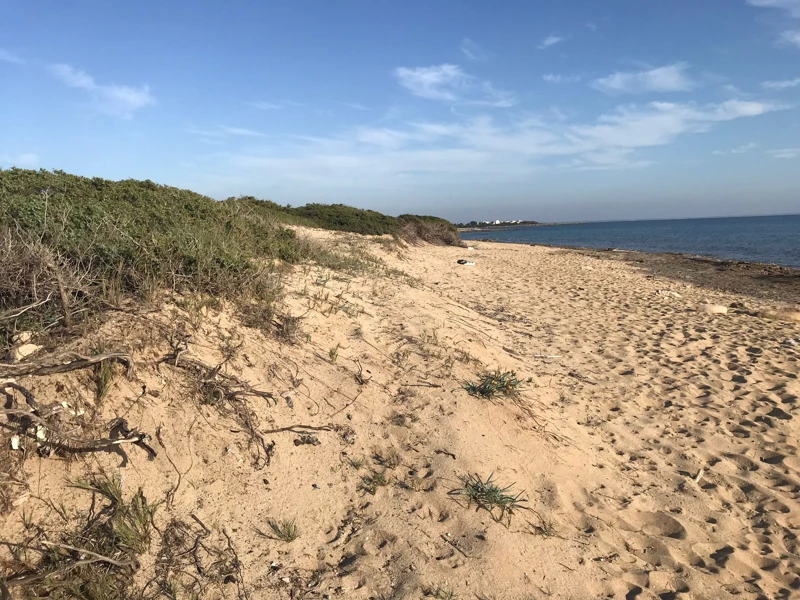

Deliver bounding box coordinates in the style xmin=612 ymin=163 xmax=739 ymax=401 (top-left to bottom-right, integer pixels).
xmin=0 ymin=351 xmax=135 ymax=379
xmin=0 ymin=381 xmax=156 ymax=464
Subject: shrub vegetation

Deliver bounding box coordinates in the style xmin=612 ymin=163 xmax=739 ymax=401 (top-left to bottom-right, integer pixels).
xmin=0 ymin=168 xmax=460 ymax=346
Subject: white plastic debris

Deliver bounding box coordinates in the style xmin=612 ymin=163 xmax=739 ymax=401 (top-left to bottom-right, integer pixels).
xmin=10 ymin=434 xmax=21 ymax=450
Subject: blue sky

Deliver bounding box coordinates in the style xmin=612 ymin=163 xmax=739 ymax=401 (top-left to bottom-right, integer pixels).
xmin=2 ymin=0 xmax=800 ymax=222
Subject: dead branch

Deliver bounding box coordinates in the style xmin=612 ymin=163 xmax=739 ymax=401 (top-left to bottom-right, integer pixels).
xmin=0 ymin=293 xmax=53 ymax=321
xmin=162 ymin=353 xmax=275 ymax=469
xmin=163 ymin=353 xmax=275 ymax=405
xmin=0 ymin=382 xmax=156 ymax=462
xmin=0 ymin=352 xmax=135 ymax=379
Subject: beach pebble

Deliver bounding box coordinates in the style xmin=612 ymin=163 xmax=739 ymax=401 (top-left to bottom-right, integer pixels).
xmin=698 ymin=303 xmax=728 ymax=315
xmin=10 ymin=343 xmax=43 ymax=362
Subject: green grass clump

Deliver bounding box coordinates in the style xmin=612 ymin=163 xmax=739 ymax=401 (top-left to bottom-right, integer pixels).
xmin=2 ymin=473 xmax=157 ymax=598
xmin=449 ymin=472 xmax=528 ymax=524
xmin=360 ymin=470 xmax=389 ymax=495
xmin=258 ymin=518 xmax=300 ymax=543
xmin=462 ymin=370 xmax=526 ymax=399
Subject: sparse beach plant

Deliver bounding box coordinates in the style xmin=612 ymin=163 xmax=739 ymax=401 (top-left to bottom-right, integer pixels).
xmin=462 ymin=370 xmax=525 ymax=399
xmin=360 ymin=470 xmax=389 ymax=494
xmin=449 ymin=472 xmax=528 ymax=525
xmin=329 ymin=343 xmax=340 ymax=364
xmin=257 ymin=518 xmax=300 ymax=542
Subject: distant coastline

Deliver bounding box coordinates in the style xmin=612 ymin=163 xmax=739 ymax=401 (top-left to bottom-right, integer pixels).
xmin=458 ymin=214 xmax=800 ymax=269
xmin=457 ymin=222 xmax=583 ymax=232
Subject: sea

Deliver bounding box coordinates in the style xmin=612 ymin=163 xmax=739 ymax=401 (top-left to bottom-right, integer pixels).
xmin=459 ymin=214 xmax=800 ymax=269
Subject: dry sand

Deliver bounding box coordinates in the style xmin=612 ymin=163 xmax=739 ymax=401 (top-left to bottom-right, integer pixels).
xmin=2 ymin=232 xmax=799 ymax=599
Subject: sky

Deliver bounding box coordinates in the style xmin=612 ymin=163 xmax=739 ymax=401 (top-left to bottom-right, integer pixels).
xmin=2 ymin=0 xmax=800 ymax=222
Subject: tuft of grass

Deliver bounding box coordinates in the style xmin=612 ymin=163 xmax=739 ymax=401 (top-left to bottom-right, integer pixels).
xmin=449 ymin=472 xmax=528 ymax=525
xmin=347 ymin=456 xmax=366 ymax=470
xmin=527 ymin=516 xmax=556 ymax=538
xmin=71 ymin=473 xmax=157 ymax=554
xmin=94 ymin=358 xmax=115 ymax=401
xmin=462 ymin=370 xmax=526 ymax=399
xmin=258 ymin=518 xmax=300 ymax=543
xmin=360 ymin=470 xmax=389 ymax=495
xmin=374 ymin=448 xmax=403 ymax=469
xmin=4 ymin=472 xmax=158 ymax=598
xmin=328 ymin=343 xmax=340 ymax=364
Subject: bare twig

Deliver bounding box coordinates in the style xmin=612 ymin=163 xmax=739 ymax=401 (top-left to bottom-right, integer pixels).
xmin=0 ymin=293 xmax=53 ymax=321
xmin=0 ymin=352 xmax=135 ymax=379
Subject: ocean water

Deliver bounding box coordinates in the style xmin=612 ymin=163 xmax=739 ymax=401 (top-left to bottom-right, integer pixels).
xmin=460 ymin=215 xmax=800 ymax=268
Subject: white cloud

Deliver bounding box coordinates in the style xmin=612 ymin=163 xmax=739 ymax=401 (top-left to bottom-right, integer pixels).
xmin=460 ymin=38 xmax=488 ymax=61
xmin=780 ymin=30 xmax=800 ymax=47
xmin=0 ymin=48 xmax=24 ymax=64
xmin=592 ymin=63 xmax=696 ymax=94
xmin=762 ymin=76 xmax=800 ymax=89
xmin=713 ymin=142 xmax=758 ymax=155
xmin=538 ymin=36 xmax=564 ymax=50
xmin=219 ymin=126 xmax=265 ymax=137
xmin=394 ymin=64 xmax=516 ymax=107
xmin=49 ymin=63 xmax=154 ymax=119
xmin=767 ymin=147 xmax=800 ymax=158
xmin=249 ymin=101 xmax=284 ymax=110
xmin=543 ymin=73 xmax=582 ymax=84
xmin=343 ymin=102 xmax=368 ymax=110
xmin=395 ymin=64 xmax=465 ymax=101
xmin=747 ymin=0 xmax=800 ymax=17
xmin=187 ymin=125 xmax=265 ymax=138
xmin=202 ymin=99 xmax=783 ymax=189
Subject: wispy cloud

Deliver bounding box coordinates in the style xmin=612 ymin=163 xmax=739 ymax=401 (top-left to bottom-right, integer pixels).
xmin=543 ymin=73 xmax=582 ymax=84
xmin=767 ymin=147 xmax=800 ymax=158
xmin=592 ymin=63 xmax=696 ymax=94
xmin=713 ymin=142 xmax=758 ymax=155
xmin=205 ymin=99 xmax=784 ymax=189
xmin=460 ymin=38 xmax=488 ymax=61
xmin=249 ymin=101 xmax=284 ymax=110
xmin=762 ymin=76 xmax=800 ymax=89
xmin=220 ymin=126 xmax=265 ymax=137
xmin=586 ymin=22 xmax=598 ymax=31
xmin=49 ymin=64 xmax=154 ymax=118
xmin=747 ymin=0 xmax=800 ymax=17
xmin=343 ymin=102 xmax=369 ymax=110
xmin=746 ymin=1 xmax=800 ymax=47
xmin=780 ymin=30 xmax=800 ymax=47
xmin=538 ymin=36 xmax=564 ymax=50
xmin=394 ymin=64 xmax=516 ymax=107
xmin=186 ymin=125 xmax=265 ymax=138
xmin=0 ymin=48 xmax=24 ymax=64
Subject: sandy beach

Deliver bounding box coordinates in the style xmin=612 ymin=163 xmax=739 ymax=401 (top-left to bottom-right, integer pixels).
xmin=2 ymin=232 xmax=799 ymax=599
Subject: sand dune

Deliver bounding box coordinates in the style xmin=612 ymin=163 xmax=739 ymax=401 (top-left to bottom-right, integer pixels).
xmin=2 ymin=233 xmax=798 ymax=599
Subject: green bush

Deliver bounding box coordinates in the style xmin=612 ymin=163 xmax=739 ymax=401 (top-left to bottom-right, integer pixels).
xmin=0 ymin=168 xmax=460 ymax=343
